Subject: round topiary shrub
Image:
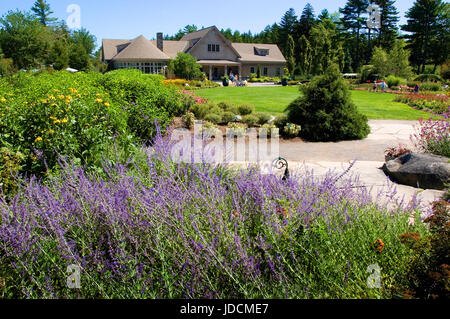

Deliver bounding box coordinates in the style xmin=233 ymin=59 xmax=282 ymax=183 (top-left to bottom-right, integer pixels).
xmin=182 ymin=111 xmax=195 ymax=129
xmin=242 ymin=114 xmax=259 ymax=127
xmin=237 ymin=104 xmax=255 ymax=116
xmin=254 ymin=112 xmax=271 ymax=125
xmin=204 ymin=113 xmax=222 ymax=124
xmin=286 ymin=64 xmax=370 ymax=142
xmin=221 ymin=112 xmax=236 ymax=124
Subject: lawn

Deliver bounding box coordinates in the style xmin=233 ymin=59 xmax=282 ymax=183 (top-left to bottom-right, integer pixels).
xmin=196 ymin=86 xmax=434 ymax=120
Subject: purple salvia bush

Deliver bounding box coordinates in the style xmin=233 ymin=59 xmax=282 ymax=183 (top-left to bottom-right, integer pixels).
xmin=0 ymin=126 xmax=427 ymax=299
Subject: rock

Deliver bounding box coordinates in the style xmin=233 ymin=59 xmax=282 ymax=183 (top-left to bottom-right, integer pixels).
xmin=383 ymin=153 xmax=450 ymax=190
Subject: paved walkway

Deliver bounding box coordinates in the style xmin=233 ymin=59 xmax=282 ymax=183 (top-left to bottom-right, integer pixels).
xmin=281 ymin=120 xmax=443 ymax=212
xmin=235 ymin=120 xmax=444 ymax=213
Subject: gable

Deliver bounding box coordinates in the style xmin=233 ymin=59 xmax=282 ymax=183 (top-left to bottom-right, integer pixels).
xmin=187 ymin=28 xmax=240 ymax=61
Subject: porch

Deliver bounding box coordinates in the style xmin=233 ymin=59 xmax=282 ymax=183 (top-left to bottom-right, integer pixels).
xmin=198 ymin=60 xmax=241 ymax=81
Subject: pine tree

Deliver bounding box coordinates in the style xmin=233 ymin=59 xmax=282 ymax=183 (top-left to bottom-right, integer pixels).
xmin=297 ymin=3 xmax=315 ymax=37
xmin=372 ymin=0 xmax=399 ymax=50
xmin=286 ymin=64 xmax=370 ymax=142
xmin=31 ymin=0 xmax=57 ymax=26
xmin=401 ymin=0 xmax=447 ymax=73
xmin=339 ymin=0 xmax=370 ymax=70
xmin=279 ymin=8 xmax=298 ymax=55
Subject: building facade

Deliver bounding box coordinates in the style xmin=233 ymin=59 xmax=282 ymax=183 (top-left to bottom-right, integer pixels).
xmin=102 ymin=26 xmax=286 ymax=80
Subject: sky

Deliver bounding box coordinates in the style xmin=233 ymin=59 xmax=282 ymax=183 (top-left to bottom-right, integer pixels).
xmin=1 ymin=0 xmax=416 ymax=48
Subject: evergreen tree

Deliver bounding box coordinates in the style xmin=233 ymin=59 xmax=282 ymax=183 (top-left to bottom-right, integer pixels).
xmin=339 ymin=0 xmax=370 ymax=70
xmin=286 ymin=34 xmax=296 ymax=74
xmin=401 ymin=0 xmax=447 ymax=73
xmin=69 ymin=43 xmax=90 ymax=71
xmin=297 ymin=35 xmax=312 ymax=75
xmin=31 ymin=0 xmax=57 ymax=26
xmin=279 ymin=8 xmax=297 ymax=55
xmin=286 ymin=64 xmax=370 ymax=142
xmin=49 ymin=40 xmax=69 ymax=70
xmin=373 ymin=0 xmax=399 ymax=50
xmin=297 ymin=3 xmax=315 ymax=37
xmin=388 ymin=40 xmax=413 ymax=78
xmin=318 ymin=9 xmax=330 ymax=21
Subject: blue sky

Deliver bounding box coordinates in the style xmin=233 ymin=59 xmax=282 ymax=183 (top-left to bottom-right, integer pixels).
xmin=1 ymin=0 xmax=415 ymax=48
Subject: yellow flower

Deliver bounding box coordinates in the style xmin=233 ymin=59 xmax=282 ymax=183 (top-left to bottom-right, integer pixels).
xmin=51 ymin=103 xmax=57 ymax=107
xmin=61 ymin=118 xmax=68 ymax=123
xmin=54 ymin=119 xmax=61 ymax=124
xmin=57 ymin=95 xmax=65 ymax=100
xmin=23 ymin=101 xmax=28 ymax=105
xmin=104 ymin=102 xmax=110 ymax=107
xmin=0 ymin=97 xmax=6 ymax=103
xmin=69 ymin=88 xmax=77 ymax=94
xmin=50 ymin=116 xmax=57 ymax=120
xmin=35 ymin=137 xmax=43 ymax=142
xmin=48 ymin=129 xmax=55 ymax=134
xmin=41 ymin=99 xmax=48 ymax=104
xmin=96 ymin=98 xmax=103 ymax=103
xmin=48 ymin=95 xmax=55 ymax=100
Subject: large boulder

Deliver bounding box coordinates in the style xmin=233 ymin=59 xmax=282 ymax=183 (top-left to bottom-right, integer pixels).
xmin=383 ymin=153 xmax=450 ymax=190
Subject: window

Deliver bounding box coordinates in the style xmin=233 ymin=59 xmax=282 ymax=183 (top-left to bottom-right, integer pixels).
xmin=254 ymin=47 xmax=270 ymax=56
xmin=208 ymin=44 xmax=220 ymax=52
xmin=276 ymin=67 xmax=281 ymax=76
xmin=263 ymin=67 xmax=268 ymax=76
xmin=250 ymin=67 xmax=255 ymax=74
xmin=117 ymin=61 xmax=166 ymax=74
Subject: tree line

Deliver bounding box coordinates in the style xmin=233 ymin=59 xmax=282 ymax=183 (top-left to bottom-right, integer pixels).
xmin=0 ymin=0 xmax=102 ymax=75
xmin=170 ymin=0 xmax=449 ymax=78
xmin=0 ymin=0 xmax=448 ymax=78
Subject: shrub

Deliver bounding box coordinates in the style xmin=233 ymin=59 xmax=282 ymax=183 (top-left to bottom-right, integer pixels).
xmin=182 ymin=111 xmax=195 ymax=129
xmin=419 ymin=82 xmax=442 ymax=92
xmin=242 ymin=114 xmax=259 ymax=127
xmin=274 ymin=114 xmax=289 ymax=131
xmin=254 ymin=112 xmax=271 ymax=125
xmin=384 ymin=144 xmax=412 ymax=161
xmin=0 ymin=130 xmax=430 ymax=298
xmin=168 ymin=52 xmax=204 ymax=80
xmin=217 ymin=101 xmax=237 ymax=113
xmin=398 ymin=200 xmax=450 ymax=299
xmin=260 ymin=123 xmax=277 ymax=136
xmin=385 ymin=75 xmax=406 ymax=88
xmin=411 ymin=115 xmax=450 ymax=157
xmin=286 ymin=64 xmax=370 ymax=142
xmin=414 ymin=74 xmax=444 ymax=83
xmin=204 ymin=113 xmax=222 ymax=124
xmin=227 ymin=122 xmax=246 ymax=137
xmin=360 ymin=65 xmax=378 ymax=83
xmin=237 ymin=104 xmax=255 ymax=116
xmin=283 ymin=123 xmax=302 ymax=138
xmin=221 ymin=111 xmax=236 ymax=124
xmin=0 ymin=147 xmax=24 ymax=197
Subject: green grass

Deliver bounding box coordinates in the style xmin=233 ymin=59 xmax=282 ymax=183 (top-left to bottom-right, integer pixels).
xmin=196 ymin=86 xmax=434 ymax=120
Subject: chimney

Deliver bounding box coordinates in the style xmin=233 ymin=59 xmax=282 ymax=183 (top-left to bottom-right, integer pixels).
xmin=157 ymin=32 xmax=163 ymax=51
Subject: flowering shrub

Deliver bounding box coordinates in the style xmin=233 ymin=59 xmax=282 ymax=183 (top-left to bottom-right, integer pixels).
xmin=410 ymin=113 xmax=450 ymax=157
xmin=283 ymin=123 xmax=302 ymax=138
xmin=0 ymin=70 xmax=186 ymax=176
xmin=178 ymin=89 xmax=208 ymax=110
xmin=0 ymin=127 xmax=429 ymax=298
xmin=163 ymin=79 xmax=219 ymax=89
xmin=396 ymin=93 xmax=449 ymax=115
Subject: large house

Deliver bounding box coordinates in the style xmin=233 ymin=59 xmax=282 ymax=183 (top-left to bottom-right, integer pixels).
xmin=102 ymin=26 xmax=286 ymax=80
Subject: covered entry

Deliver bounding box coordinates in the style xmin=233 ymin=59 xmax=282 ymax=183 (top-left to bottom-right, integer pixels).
xmin=198 ymin=60 xmax=241 ymax=80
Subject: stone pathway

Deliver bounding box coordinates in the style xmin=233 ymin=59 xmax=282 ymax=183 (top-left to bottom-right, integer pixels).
xmin=235 ymin=120 xmax=444 ymax=213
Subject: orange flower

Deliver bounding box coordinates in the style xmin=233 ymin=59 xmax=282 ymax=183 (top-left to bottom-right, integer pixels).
xmin=373 ymin=239 xmax=385 ymax=254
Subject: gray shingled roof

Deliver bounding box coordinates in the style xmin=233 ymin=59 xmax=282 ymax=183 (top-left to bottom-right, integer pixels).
xmin=180 ymin=26 xmax=215 ymax=41
xmin=150 ymin=40 xmax=189 ymax=58
xmin=102 ymin=26 xmax=286 ymax=63
xmin=232 ymin=43 xmax=286 ymax=63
